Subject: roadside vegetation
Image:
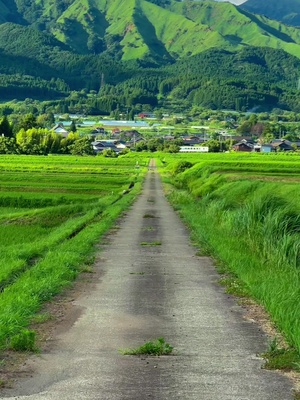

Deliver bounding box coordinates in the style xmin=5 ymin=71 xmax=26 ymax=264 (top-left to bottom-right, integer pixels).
xmin=0 ymin=154 xmax=148 ymax=350
xmin=160 ymin=152 xmax=300 ymax=367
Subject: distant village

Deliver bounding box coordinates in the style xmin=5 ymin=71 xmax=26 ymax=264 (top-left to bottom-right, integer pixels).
xmin=51 ymin=112 xmax=300 ymax=154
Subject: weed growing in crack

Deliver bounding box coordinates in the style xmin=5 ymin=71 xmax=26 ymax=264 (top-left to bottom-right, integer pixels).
xmin=140 ymin=241 xmax=161 ymax=246
xmin=143 ymin=214 xmax=155 ymax=218
xmin=129 ymin=272 xmax=145 ymax=275
xmin=294 ymin=390 xmax=300 ymax=400
xmin=120 ymin=337 xmax=173 ymax=356
xmin=142 ymin=226 xmax=155 ymax=232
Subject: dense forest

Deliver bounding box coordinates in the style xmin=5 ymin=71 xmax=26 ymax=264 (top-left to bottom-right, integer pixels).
xmin=0 ymin=0 xmax=300 ymax=112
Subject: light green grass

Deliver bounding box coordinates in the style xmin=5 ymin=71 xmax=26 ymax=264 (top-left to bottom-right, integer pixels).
xmin=37 ymin=0 xmax=300 ymax=60
xmin=162 ymin=152 xmax=300 ymax=359
xmin=0 ymin=154 xmax=148 ymax=350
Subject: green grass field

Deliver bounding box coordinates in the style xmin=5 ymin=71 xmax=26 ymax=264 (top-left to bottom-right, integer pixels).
xmin=161 ymin=152 xmax=300 ymax=362
xmin=2 ymin=150 xmax=300 ymax=364
xmin=0 ymin=153 xmax=149 ymax=350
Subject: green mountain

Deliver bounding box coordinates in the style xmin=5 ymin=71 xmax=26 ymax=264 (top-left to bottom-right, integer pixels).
xmin=1 ymin=0 xmax=300 ymax=61
xmin=0 ymin=0 xmax=300 ymax=112
xmin=241 ymin=0 xmax=300 ymax=27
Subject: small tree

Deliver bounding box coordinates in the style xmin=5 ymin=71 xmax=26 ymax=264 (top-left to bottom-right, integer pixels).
xmin=69 ymin=120 xmax=77 ymax=133
xmin=205 ymin=139 xmax=220 ymax=152
xmin=0 ymin=116 xmax=13 ymax=138
xmin=68 ymin=137 xmax=94 ymax=155
xmin=164 ymin=144 xmax=180 ymax=153
xmin=102 ymin=148 xmax=118 ymax=157
xmin=0 ymin=137 xmax=17 ymax=154
xmin=19 ymin=113 xmax=37 ymax=131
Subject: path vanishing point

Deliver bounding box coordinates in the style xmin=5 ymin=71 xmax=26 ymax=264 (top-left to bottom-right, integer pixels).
xmin=1 ymin=161 xmax=293 ymax=399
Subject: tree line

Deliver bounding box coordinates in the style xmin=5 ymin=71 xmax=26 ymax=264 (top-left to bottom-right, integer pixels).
xmin=0 ymin=114 xmax=94 ymax=156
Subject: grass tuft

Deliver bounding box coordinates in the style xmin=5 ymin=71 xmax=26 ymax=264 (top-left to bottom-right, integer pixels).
xmin=143 ymin=213 xmax=155 ymax=218
xmin=219 ymin=275 xmax=249 ymax=297
xmin=140 ymin=241 xmax=162 ymax=246
xmin=142 ymin=226 xmax=155 ymax=231
xmin=10 ymin=329 xmax=37 ymax=352
xmin=120 ymin=337 xmax=173 ymax=356
xmin=129 ymin=272 xmax=145 ymax=275
xmin=262 ymin=338 xmax=300 ymax=372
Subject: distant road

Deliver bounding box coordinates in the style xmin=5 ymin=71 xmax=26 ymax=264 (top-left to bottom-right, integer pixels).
xmin=1 ymin=162 xmax=293 ymax=399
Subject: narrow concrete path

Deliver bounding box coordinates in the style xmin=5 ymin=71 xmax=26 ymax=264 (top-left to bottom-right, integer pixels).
xmin=1 ymin=165 xmax=293 ymax=399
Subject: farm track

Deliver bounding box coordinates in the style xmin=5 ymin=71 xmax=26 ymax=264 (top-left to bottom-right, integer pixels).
xmin=0 ymin=161 xmax=294 ymax=399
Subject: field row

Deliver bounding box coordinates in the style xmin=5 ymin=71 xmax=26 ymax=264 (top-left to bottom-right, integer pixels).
xmin=0 ymin=154 xmax=149 ymax=350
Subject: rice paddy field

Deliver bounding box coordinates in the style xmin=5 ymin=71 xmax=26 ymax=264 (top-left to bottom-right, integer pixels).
xmin=0 ymin=154 xmax=149 ymax=350
xmin=161 ymin=152 xmax=300 ymax=360
xmin=2 ymin=150 xmax=300 ymax=363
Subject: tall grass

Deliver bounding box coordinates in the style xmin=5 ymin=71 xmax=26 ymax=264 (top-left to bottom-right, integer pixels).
xmin=0 ymin=154 xmax=147 ymax=349
xmin=165 ymin=155 xmax=300 ymax=352
xmin=0 ymin=186 xmax=142 ymax=348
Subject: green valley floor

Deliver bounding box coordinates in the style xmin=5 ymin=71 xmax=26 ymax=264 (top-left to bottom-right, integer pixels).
xmin=0 ymin=163 xmax=293 ymax=399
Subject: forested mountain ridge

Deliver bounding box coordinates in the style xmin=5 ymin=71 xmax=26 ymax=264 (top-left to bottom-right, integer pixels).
xmin=0 ymin=0 xmax=300 ymax=61
xmin=241 ymin=0 xmax=300 ymax=27
xmin=0 ymin=0 xmax=300 ymax=112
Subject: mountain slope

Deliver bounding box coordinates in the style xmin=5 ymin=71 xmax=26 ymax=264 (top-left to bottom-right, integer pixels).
xmin=1 ymin=0 xmax=300 ymax=62
xmin=241 ymin=0 xmax=300 ymax=27
xmin=170 ymin=1 xmax=300 ymax=58
xmin=0 ymin=0 xmax=300 ymax=112
xmin=0 ymin=0 xmax=23 ymax=23
xmin=162 ymin=46 xmax=300 ymax=111
xmin=50 ymin=0 xmax=300 ymax=61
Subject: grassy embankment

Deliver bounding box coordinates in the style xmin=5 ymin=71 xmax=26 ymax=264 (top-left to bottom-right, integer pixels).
xmin=0 ymin=153 xmax=149 ymax=351
xmin=159 ymin=152 xmax=300 ymax=369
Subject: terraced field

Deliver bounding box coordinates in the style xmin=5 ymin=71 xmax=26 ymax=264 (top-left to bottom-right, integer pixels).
xmin=0 ymin=154 xmax=148 ymax=350
xmin=161 ymin=152 xmax=300 ymax=361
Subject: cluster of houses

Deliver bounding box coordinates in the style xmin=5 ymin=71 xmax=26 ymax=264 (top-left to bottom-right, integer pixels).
xmin=52 ymin=122 xmax=300 ymax=154
xmin=91 ymin=130 xmax=144 ymax=154
xmin=233 ymin=139 xmax=300 ymax=152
